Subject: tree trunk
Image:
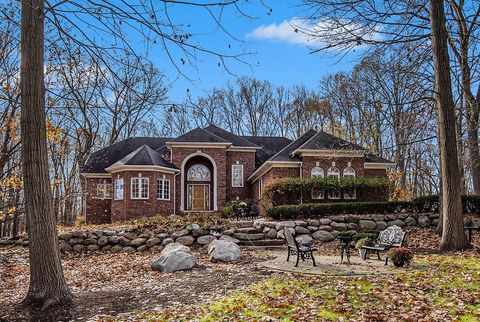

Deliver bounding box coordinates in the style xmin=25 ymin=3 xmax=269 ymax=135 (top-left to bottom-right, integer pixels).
xmin=429 ymin=0 xmax=469 ymax=251
xmin=21 ymin=0 xmax=72 ymax=308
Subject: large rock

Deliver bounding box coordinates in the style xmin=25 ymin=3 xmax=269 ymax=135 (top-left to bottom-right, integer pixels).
xmin=172 ymin=229 xmax=189 ymax=239
xmin=146 ymin=237 xmax=161 ymax=248
xmin=319 ymin=218 xmax=332 ymax=225
xmin=388 ymin=220 xmax=406 ymax=228
xmin=59 ymin=233 xmax=73 ymax=240
xmin=330 ymin=222 xmax=347 ymax=231
xmin=73 ymin=244 xmax=85 ymax=252
xmin=296 ymin=234 xmax=313 ymax=245
xmin=68 ymin=238 xmax=84 ymax=245
xmin=110 ymin=245 xmax=123 ymax=253
xmin=313 ymin=230 xmax=335 ymax=242
xmin=208 ymin=240 xmax=241 ymax=262
xmin=318 ymin=225 xmax=333 ymax=232
xmin=59 ymin=243 xmax=72 ymax=252
xmin=84 ymin=238 xmax=98 ymax=245
xmin=295 ymin=226 xmax=310 ymax=234
xmin=176 ymin=235 xmax=195 ymax=246
xmin=265 ymin=221 xmax=278 ymax=228
xmin=97 ymin=236 xmax=109 ymax=246
xmin=359 ymin=220 xmax=376 ymax=231
xmin=197 ymin=235 xmax=217 ymax=245
xmin=119 ymin=236 xmax=130 ymax=246
xmin=192 ymin=228 xmax=209 ymax=237
xmin=108 ymin=236 xmax=120 ymax=244
xmin=122 ymin=247 xmax=135 ymax=252
xmin=161 ymin=242 xmax=192 ymax=257
xmin=404 ymin=217 xmax=417 ymax=226
xmin=162 ymin=238 xmax=174 ymax=246
xmin=253 ymin=218 xmax=267 ymax=229
xmin=151 ymin=251 xmax=197 ymax=273
xmin=347 ymin=223 xmax=359 ymax=231
xmin=307 ymin=219 xmax=320 ymax=226
xmin=376 ymin=221 xmax=388 ymax=231
xmin=330 ymin=215 xmax=345 ymax=222
xmin=266 ymin=229 xmax=277 ymax=239
xmin=418 ymin=216 xmax=431 ymax=228
xmin=87 ymin=244 xmax=99 ymax=251
xmin=295 ymin=220 xmax=308 ymax=227
xmin=370 ymin=214 xmax=385 ymax=222
xmin=125 ymin=232 xmax=138 ymax=240
xmin=139 ymin=230 xmax=154 ymax=239
xmin=307 ymin=226 xmax=319 ymax=232
xmin=186 ymin=223 xmax=200 ymax=231
xmin=275 ymin=221 xmax=296 ymax=231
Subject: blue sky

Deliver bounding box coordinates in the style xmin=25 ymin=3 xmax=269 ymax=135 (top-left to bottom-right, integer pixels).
xmin=144 ymin=1 xmax=365 ymax=103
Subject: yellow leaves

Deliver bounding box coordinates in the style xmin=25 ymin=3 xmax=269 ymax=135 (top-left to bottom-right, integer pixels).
xmin=46 ymin=119 xmax=63 ymax=143
xmin=0 ymin=174 xmax=22 ymax=191
xmin=54 ymin=178 xmax=62 ymax=186
xmin=0 ymin=114 xmax=20 ymax=143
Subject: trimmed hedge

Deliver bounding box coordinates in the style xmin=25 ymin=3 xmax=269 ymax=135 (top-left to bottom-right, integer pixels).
xmin=266 ymin=195 xmax=480 ymax=220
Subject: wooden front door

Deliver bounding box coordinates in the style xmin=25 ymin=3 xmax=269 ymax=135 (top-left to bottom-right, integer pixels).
xmin=188 ymin=184 xmax=210 ymax=210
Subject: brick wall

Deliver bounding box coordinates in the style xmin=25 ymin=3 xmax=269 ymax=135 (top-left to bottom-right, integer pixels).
xmin=110 ymin=170 xmax=175 ymax=222
xmin=301 ymin=156 xmax=366 ymax=178
xmin=85 ymin=177 xmax=112 ymax=224
xmin=226 ymin=151 xmax=256 ymax=202
xmin=364 ymin=168 xmax=388 ymax=178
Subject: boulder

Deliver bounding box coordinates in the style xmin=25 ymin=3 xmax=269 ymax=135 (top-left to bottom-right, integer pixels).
xmin=295 ymin=220 xmax=308 ymax=227
xmin=265 ymin=221 xmax=278 ymax=228
xmin=307 ymin=226 xmax=318 ymax=232
xmin=313 ymin=231 xmax=334 ymax=242
xmin=176 ymin=235 xmax=195 ymax=246
xmin=197 ymin=235 xmax=217 ymax=245
xmin=59 ymin=243 xmax=72 ymax=252
xmin=296 ymin=234 xmax=313 ymax=245
xmin=104 ymin=230 xmax=116 ymax=236
xmin=385 ymin=214 xmax=397 ymax=221
xmin=58 ymin=233 xmax=73 ymax=240
xmin=146 ymin=237 xmax=161 ymax=248
xmin=110 ymin=245 xmax=123 ymax=253
xmin=387 ymin=220 xmax=406 ymax=228
xmin=276 ymin=230 xmax=285 ymax=240
xmin=84 ymin=238 xmax=98 ymax=245
xmin=318 ymin=225 xmax=333 ymax=232
xmin=125 ymin=232 xmax=138 ymax=240
xmin=157 ymin=233 xmax=169 ymax=240
xmin=262 ymin=226 xmax=271 ymax=233
xmin=139 ymin=230 xmax=154 ymax=239
xmin=418 ymin=216 xmax=431 ymax=228
xmin=129 ymin=237 xmax=146 ymax=247
xmin=307 ymin=219 xmax=320 ymax=226
xmin=121 ymin=247 xmax=136 ymax=252
xmin=162 ymin=238 xmax=174 ymax=246
xmin=219 ymin=235 xmax=240 ymax=243
xmin=161 ymin=242 xmax=192 ymax=257
xmin=119 ymin=236 xmax=130 ymax=246
xmin=72 ymin=231 xmax=87 ymax=238
xmin=87 ymin=244 xmax=99 ymax=251
xmin=330 ymin=215 xmax=345 ymax=222
xmin=151 ymin=251 xmax=197 ymax=273
xmin=347 ymin=223 xmax=359 ymax=231
xmin=404 ymin=217 xmax=417 ymax=226
xmin=253 ymin=218 xmax=267 ymax=229
xmin=172 ymin=229 xmax=189 ymax=239
xmin=266 ymin=229 xmax=277 ymax=239
xmin=192 ymin=228 xmax=209 ymax=237
xmin=150 ymin=245 xmax=164 ymax=252
xmin=319 ymin=218 xmax=332 ymax=225
xmin=370 ymin=214 xmax=385 ymax=222
xmin=330 ymin=222 xmax=347 ymax=231
xmin=222 ymin=229 xmax=235 ymax=236
xmin=137 ymin=245 xmax=148 ymax=252
xmin=359 ymin=220 xmax=376 ymax=231
xmin=97 ymin=236 xmax=109 ymax=246
xmin=72 ymin=244 xmax=85 ymax=252
xmin=376 ymin=221 xmax=388 ymax=231
xmin=208 ymin=240 xmax=241 ymax=262
xmin=68 ymin=238 xmax=84 ymax=245
xmin=108 ymin=236 xmax=121 ymax=244
xmin=275 ymin=221 xmax=296 ymax=231
xmin=101 ymin=245 xmax=112 ymax=251
xmin=295 ymin=226 xmax=310 ymax=235
xmin=185 ymin=223 xmax=200 ymax=231
xmin=87 ymin=233 xmax=98 ymax=240
xmin=94 ymin=230 xmax=104 ymax=238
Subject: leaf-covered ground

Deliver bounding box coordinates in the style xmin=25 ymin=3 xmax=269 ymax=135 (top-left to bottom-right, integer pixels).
xmin=1 ymin=227 xmax=479 ymax=321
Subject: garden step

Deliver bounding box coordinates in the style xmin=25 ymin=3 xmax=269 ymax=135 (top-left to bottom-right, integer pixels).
xmin=230 ymin=221 xmax=254 ymax=229
xmin=235 ymin=227 xmax=262 ymax=234
xmin=239 ymin=239 xmax=285 ymax=246
xmin=233 ymin=233 xmax=265 ymax=241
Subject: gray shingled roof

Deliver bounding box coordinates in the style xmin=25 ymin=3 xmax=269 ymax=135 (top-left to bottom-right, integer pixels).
xmin=365 ymin=154 xmax=395 ymax=164
xmin=82 ymin=137 xmax=171 ymax=173
xmin=268 ymin=129 xmax=318 ymax=162
xmin=168 ymin=127 xmax=229 ymax=143
xmin=108 ymin=145 xmax=178 ymax=170
xmin=241 ymin=135 xmax=292 ymax=168
xmin=297 ymin=131 xmax=366 ymax=151
xmin=204 ymin=125 xmax=259 ymax=148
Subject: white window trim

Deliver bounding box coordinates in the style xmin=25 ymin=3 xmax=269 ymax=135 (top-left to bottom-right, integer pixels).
xmin=96 ymin=183 xmax=112 ymax=200
xmin=157 ymin=178 xmax=170 ymax=200
xmin=258 ymin=176 xmax=263 ymax=199
xmin=231 ymin=164 xmax=244 ymax=188
xmin=131 ymin=177 xmax=149 ymax=200
xmin=114 ymin=178 xmax=124 ymax=200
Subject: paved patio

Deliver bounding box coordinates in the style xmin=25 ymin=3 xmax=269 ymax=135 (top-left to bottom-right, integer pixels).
xmin=260 ymin=252 xmax=431 ymax=276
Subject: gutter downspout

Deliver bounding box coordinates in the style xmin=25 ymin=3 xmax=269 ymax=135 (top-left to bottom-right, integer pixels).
xmin=300 ymin=162 xmax=303 ymax=204
xmin=173 ymin=172 xmax=180 ymax=215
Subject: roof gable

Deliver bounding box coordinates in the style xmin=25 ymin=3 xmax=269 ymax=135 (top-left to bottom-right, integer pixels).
xmin=168 ymin=127 xmax=229 ymax=144
xmin=204 ymin=125 xmax=259 ymax=148
xmin=110 ymin=145 xmax=177 ymax=169
xmin=269 ymin=129 xmax=318 ymax=162
xmin=297 ymin=131 xmax=366 ymax=151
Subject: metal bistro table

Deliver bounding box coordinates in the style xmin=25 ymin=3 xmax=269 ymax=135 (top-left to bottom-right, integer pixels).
xmin=464 ymin=224 xmax=480 ymax=242
xmin=337 ymin=235 xmax=354 ymax=264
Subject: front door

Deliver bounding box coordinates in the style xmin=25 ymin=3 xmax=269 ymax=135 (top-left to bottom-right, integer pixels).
xmin=188 ymin=184 xmax=210 ymax=210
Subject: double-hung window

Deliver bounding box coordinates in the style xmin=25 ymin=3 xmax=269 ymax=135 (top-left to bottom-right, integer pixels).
xmin=310 ymin=166 xmax=325 ymax=200
xmin=114 ymin=178 xmax=124 ymax=200
xmin=96 ymin=182 xmax=112 ymax=199
xmin=157 ymin=178 xmax=170 ymax=200
xmin=131 ymin=177 xmax=149 ymax=199
xmin=232 ymin=164 xmax=244 ymax=187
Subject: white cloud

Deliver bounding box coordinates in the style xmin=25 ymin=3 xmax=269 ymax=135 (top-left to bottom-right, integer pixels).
xmin=247 ymin=17 xmax=380 ymax=50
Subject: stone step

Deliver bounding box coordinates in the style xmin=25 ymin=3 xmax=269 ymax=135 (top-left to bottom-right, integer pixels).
xmin=233 ymin=233 xmax=265 ymax=241
xmin=230 ymin=221 xmax=254 ymax=229
xmin=235 ymin=227 xmax=262 ymax=234
xmin=239 ymin=239 xmax=285 ymax=247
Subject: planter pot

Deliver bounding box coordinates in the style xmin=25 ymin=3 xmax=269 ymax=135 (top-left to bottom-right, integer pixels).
xmin=358 ymin=249 xmax=369 ymax=259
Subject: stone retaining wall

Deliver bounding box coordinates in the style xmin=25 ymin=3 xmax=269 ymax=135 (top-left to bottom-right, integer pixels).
xmin=0 ymin=212 xmax=438 ymax=252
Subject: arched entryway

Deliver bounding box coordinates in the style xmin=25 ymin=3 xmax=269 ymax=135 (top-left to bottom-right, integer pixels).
xmin=180 ymin=153 xmax=217 ymax=211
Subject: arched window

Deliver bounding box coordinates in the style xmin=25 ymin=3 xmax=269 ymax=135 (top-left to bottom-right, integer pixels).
xmin=310 ymin=167 xmax=325 ymax=200
xmin=343 ymin=167 xmax=356 ymax=178
xmin=327 ymin=167 xmax=340 ymax=199
xmin=327 ymin=167 xmax=340 ymax=179
xmin=311 ymin=167 xmax=324 ymax=178
xmin=187 ymin=164 xmax=210 ymax=181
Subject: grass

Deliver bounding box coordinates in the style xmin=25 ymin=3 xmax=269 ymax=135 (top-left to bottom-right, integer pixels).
xmin=145 ymin=254 xmax=480 ymax=321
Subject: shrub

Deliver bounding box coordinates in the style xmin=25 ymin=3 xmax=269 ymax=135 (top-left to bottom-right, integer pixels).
xmin=221 ymin=199 xmax=252 ymax=218
xmin=355 ymin=237 xmax=375 ymax=249
xmin=388 ymin=247 xmax=414 ymax=267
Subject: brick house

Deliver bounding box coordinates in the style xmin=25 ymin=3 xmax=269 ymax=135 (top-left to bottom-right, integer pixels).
xmin=82 ymin=125 xmax=394 ymax=223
